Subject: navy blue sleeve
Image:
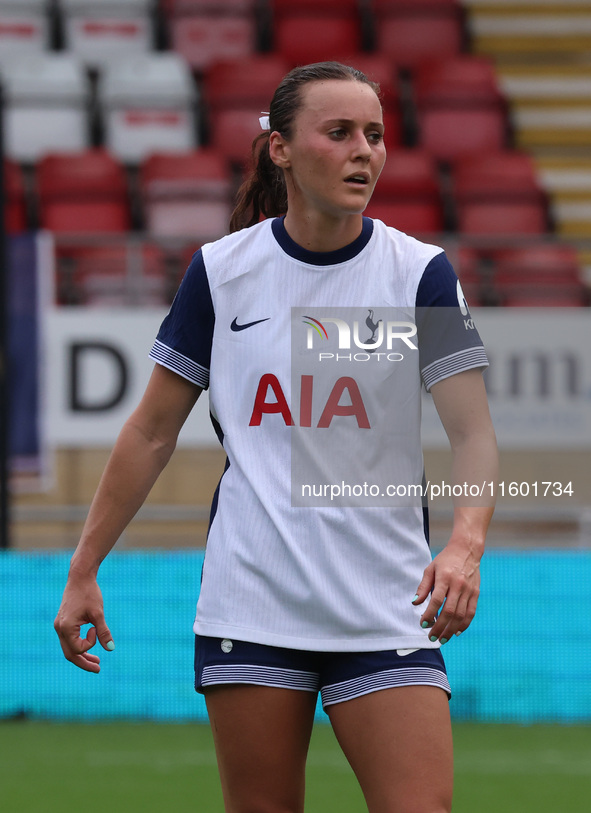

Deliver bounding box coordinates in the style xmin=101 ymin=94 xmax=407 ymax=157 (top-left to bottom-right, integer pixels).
xmin=149 ymin=250 xmax=215 ymax=389
xmin=416 ymin=253 xmax=488 ymax=391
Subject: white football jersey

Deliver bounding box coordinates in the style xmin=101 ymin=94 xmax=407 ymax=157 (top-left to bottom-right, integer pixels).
xmin=150 ymin=217 xmax=488 ymax=651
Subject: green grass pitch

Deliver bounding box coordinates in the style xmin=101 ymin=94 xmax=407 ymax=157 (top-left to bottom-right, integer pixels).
xmin=1 ymin=721 xmax=590 ymax=812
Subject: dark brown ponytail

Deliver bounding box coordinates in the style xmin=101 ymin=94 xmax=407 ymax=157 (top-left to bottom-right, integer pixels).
xmin=229 ymin=132 xmax=287 ymax=233
xmin=229 ymin=61 xmax=380 ymax=233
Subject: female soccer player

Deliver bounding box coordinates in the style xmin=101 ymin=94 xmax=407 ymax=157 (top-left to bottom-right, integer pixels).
xmin=55 ymin=62 xmax=498 ymax=813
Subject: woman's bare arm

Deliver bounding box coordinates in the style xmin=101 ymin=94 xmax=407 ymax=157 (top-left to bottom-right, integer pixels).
xmin=54 ymin=364 xmax=202 ymax=672
xmin=413 ymin=368 xmax=498 ymax=643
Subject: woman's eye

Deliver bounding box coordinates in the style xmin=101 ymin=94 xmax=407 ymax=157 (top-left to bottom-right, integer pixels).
xmin=368 ymin=132 xmax=384 ymax=144
xmin=329 ymin=129 xmax=347 ymax=139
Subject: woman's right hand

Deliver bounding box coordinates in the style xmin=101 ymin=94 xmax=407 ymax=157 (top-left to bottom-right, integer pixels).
xmin=53 ymin=366 xmax=201 ymax=673
xmin=54 ymin=574 xmax=115 ymax=673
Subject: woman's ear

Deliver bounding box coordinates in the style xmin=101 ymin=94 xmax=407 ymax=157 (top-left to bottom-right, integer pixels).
xmin=269 ymin=131 xmax=291 ymax=169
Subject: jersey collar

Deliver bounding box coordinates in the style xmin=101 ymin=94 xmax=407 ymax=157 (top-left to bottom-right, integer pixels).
xmin=271 ymin=216 xmax=374 ymax=266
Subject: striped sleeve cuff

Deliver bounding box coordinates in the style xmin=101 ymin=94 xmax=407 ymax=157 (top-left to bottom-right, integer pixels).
xmin=149 ymin=339 xmax=210 ymax=389
xmin=422 ymin=346 xmax=489 ymax=391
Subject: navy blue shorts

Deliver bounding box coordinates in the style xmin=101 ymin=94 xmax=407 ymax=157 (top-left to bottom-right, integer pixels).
xmin=195 ymin=635 xmax=450 ymax=708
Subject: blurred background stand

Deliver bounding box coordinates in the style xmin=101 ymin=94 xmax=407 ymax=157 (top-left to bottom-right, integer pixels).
xmin=0 ymin=80 xmax=10 ymax=549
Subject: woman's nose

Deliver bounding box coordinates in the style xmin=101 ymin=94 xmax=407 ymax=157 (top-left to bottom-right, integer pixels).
xmin=352 ymin=131 xmax=372 ymax=160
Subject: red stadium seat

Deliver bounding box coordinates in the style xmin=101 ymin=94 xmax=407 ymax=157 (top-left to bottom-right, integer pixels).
xmin=209 ymin=108 xmax=267 ymax=166
xmin=492 ymin=244 xmax=587 ymax=307
xmin=454 ymin=246 xmax=482 ymax=287
xmin=270 ymin=0 xmax=363 ymax=65
xmin=365 ymin=200 xmax=443 ymax=234
xmin=4 ymin=160 xmax=28 ymax=233
xmin=418 ymin=108 xmax=507 ymax=162
xmin=43 ymin=200 xmax=130 ymax=234
xmin=415 ymin=56 xmax=505 ymax=105
xmin=494 ymin=244 xmax=583 ymax=286
xmin=372 ymin=0 xmax=461 ymax=11
xmin=271 ymin=0 xmax=361 ymax=12
xmin=274 ymin=0 xmax=359 ymax=6
xmin=453 ymin=151 xmax=544 ymax=197
xmin=452 ymin=246 xmax=499 ymax=306
xmin=372 ymin=0 xmax=465 ymax=69
xmin=205 ymin=56 xmax=290 ymax=165
xmin=273 ymin=18 xmax=362 ymax=65
xmin=204 ymin=55 xmax=289 ymax=109
xmin=140 ymin=149 xmax=233 ymax=238
xmin=373 ymin=148 xmax=441 ymax=198
xmin=162 ymin=0 xmax=255 ymax=12
xmin=414 ymin=57 xmax=509 ymax=161
xmin=456 ymin=202 xmax=548 ymax=236
xmin=337 ymin=53 xmax=403 ymax=147
xmin=37 ymin=150 xmax=131 ymax=234
xmin=365 ymin=148 xmax=444 ymax=233
xmin=453 ymin=151 xmax=550 ymax=235
xmin=338 ymin=53 xmax=399 ymax=101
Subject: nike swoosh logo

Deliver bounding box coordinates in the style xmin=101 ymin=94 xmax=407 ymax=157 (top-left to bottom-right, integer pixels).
xmin=230 ymin=317 xmax=270 ymax=332
xmin=396 ymin=648 xmax=420 ymax=657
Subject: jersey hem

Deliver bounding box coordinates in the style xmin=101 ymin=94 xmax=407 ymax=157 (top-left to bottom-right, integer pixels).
xmin=194 ymin=621 xmax=440 ymax=653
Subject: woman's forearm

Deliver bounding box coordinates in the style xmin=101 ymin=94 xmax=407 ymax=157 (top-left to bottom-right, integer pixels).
xmin=69 ymin=417 xmax=177 ymax=578
xmin=447 ymin=425 xmax=498 ymax=554
xmin=430 ymin=369 xmax=499 ymax=556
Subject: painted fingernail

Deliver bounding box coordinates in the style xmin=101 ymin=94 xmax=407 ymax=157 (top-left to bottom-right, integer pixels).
xmin=421 ymin=621 xmax=430 ymax=629
xmin=430 ymin=635 xmax=438 ymax=643
xmin=455 ymin=631 xmax=462 ymax=637
xmin=106 ymin=641 xmax=115 ymax=651
xmin=412 ymin=594 xmax=419 ymax=603
xmin=441 ymin=638 xmax=449 ymax=645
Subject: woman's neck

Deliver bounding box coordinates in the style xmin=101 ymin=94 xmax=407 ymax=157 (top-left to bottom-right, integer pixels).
xmin=282 ymin=210 xmax=364 ymax=253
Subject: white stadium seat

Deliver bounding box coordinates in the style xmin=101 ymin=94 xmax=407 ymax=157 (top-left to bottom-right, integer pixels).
xmin=61 ymin=0 xmax=154 ymax=68
xmin=0 ymin=0 xmax=50 ymax=57
xmin=0 ymin=53 xmax=90 ymax=162
xmin=99 ymin=52 xmax=198 ymax=163
xmin=164 ymin=0 xmax=257 ymax=72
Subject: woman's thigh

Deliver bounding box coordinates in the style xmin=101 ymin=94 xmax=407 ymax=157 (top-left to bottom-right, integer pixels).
xmin=326 ymin=685 xmax=453 ymax=813
xmin=204 ymin=684 xmax=318 ymax=813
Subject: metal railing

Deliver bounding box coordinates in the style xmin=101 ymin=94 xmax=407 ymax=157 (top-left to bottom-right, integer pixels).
xmin=52 ymin=231 xmax=591 ymax=308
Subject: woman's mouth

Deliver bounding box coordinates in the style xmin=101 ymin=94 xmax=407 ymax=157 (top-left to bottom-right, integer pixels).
xmin=344 ymin=173 xmax=370 ymax=186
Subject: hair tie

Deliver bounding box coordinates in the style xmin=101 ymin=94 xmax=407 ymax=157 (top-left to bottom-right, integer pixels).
xmin=259 ymin=112 xmax=270 ymax=131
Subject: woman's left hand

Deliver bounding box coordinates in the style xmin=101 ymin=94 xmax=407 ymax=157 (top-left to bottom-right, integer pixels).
xmin=412 ymin=535 xmax=483 ymax=644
